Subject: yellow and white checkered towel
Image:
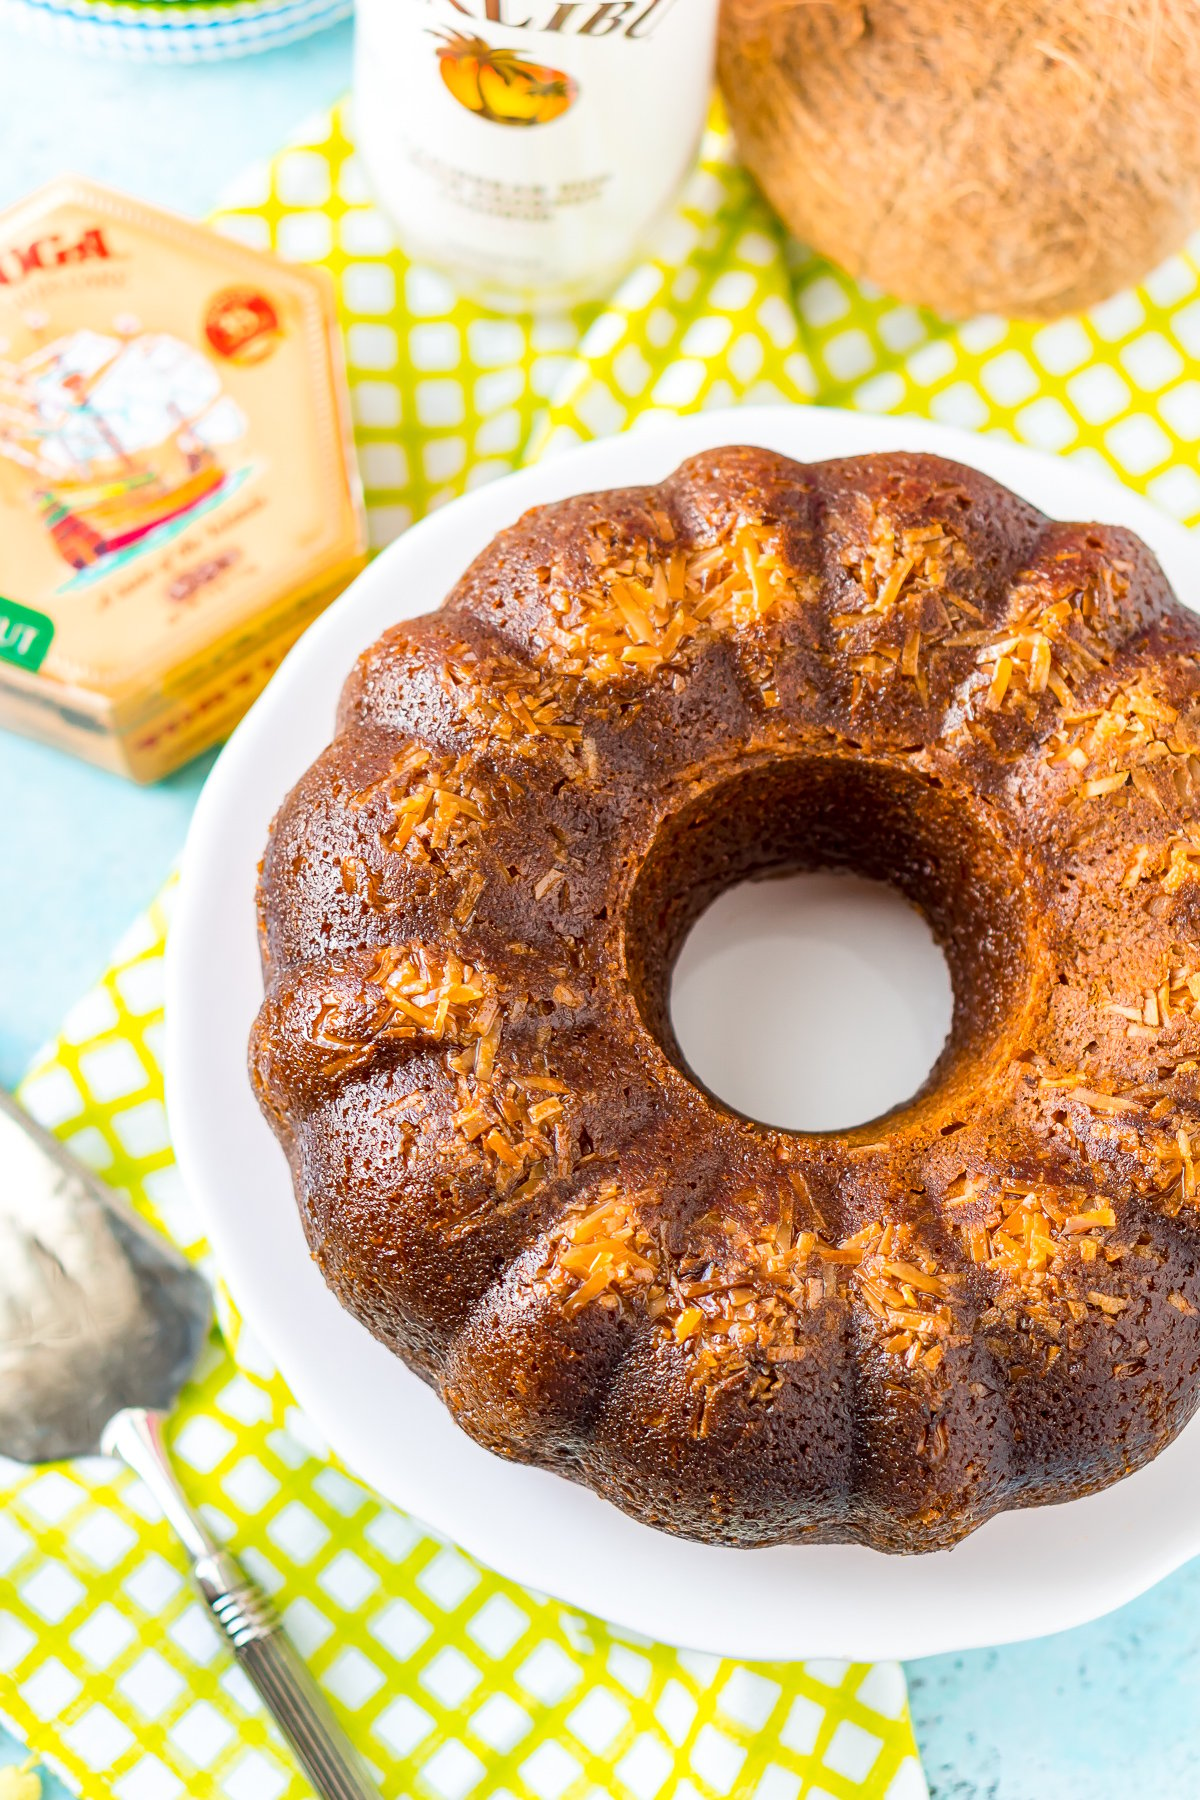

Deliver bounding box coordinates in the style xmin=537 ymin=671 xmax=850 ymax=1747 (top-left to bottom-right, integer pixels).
xmin=3 ymin=93 xmax=1199 ymax=1800
xmin=6 ymin=882 xmax=926 ymax=1800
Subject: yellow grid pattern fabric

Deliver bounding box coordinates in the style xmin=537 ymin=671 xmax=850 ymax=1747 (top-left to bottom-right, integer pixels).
xmin=210 ymin=103 xmax=1199 ymax=547
xmin=2 ymin=885 xmax=925 ymax=1800
xmin=3 ymin=86 xmax=1200 ymax=1800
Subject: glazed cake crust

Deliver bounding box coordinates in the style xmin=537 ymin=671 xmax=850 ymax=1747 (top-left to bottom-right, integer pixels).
xmin=252 ymin=447 xmax=1200 ymax=1553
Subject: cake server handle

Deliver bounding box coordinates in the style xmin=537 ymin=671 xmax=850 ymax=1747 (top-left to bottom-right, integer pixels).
xmin=102 ymin=1408 xmax=382 ymax=1800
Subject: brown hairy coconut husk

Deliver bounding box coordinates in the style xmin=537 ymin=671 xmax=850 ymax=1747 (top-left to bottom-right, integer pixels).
xmin=718 ymin=0 xmax=1200 ymax=319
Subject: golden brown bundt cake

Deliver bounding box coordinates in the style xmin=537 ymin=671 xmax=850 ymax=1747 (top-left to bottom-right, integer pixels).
xmin=251 ymin=445 xmax=1200 ymax=1553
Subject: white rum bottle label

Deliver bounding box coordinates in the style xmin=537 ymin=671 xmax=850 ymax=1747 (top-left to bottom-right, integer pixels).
xmin=354 ymin=0 xmax=720 ymax=307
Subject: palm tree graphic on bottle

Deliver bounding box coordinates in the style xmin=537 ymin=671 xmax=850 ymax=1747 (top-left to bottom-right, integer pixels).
xmin=432 ymin=29 xmax=579 ymax=126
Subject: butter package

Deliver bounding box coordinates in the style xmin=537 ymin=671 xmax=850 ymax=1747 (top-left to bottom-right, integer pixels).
xmin=0 ymin=179 xmax=366 ymax=781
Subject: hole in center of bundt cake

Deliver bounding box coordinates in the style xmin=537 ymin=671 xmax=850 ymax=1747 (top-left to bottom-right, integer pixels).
xmin=670 ymin=870 xmax=953 ymax=1131
xmin=623 ymin=752 xmax=1035 ymax=1140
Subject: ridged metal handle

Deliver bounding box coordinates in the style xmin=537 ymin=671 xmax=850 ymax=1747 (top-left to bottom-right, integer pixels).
xmin=194 ymin=1550 xmax=381 ymax=1800
xmin=104 ymin=1409 xmax=381 ymax=1800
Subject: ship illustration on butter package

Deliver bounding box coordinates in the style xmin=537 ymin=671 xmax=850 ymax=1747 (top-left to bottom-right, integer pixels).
xmin=2 ymin=325 xmax=252 ymax=582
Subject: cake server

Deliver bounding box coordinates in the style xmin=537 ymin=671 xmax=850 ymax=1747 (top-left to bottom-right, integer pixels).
xmin=0 ymin=1087 xmax=380 ymax=1800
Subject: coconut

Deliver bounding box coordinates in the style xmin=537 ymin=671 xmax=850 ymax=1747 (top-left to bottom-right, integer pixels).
xmin=718 ymin=0 xmax=1200 ymax=319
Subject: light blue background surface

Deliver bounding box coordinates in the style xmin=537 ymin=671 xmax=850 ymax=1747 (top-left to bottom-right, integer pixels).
xmin=0 ymin=25 xmax=1197 ymax=1797
xmin=0 ymin=26 xmax=357 ymax=1093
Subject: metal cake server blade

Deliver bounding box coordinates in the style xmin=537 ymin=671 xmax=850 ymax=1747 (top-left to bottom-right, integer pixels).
xmin=0 ymin=1089 xmax=379 ymax=1800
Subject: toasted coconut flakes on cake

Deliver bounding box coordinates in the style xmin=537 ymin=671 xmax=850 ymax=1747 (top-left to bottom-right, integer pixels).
xmin=1122 ymin=844 xmax=1157 ymax=890
xmin=832 ymin=514 xmax=976 ymax=703
xmin=840 ymin=515 xmax=962 ymax=619
xmin=450 ymin=1060 xmax=575 ymax=1198
xmin=667 ymin=1222 xmax=842 ymax=1395
xmin=551 ymin=1205 xmax=961 ymax=1388
xmin=956 ymin=1180 xmax=1129 ymax=1335
xmin=311 ymin=944 xmax=504 ymax=1078
xmin=1162 ymin=836 xmax=1200 ymax=893
xmin=1038 ymin=1073 xmax=1140 ymax=1114
xmin=534 ymin=868 xmax=567 ymax=901
xmin=308 ymin=946 xmax=578 ymax=1199
xmin=453 ymin=871 xmax=487 ymax=925
xmin=985 ymin=656 xmax=1013 ymax=711
xmin=352 ymin=742 xmax=501 ymax=868
xmin=1087 ymin=1291 xmax=1128 ymax=1316
xmin=963 ymin=558 xmax=1130 ymax=729
xmin=340 ymin=857 xmax=401 ymax=914
xmin=1106 ymin=957 xmax=1200 ymax=1036
xmin=1082 ymin=771 xmax=1131 ymax=797
xmin=540 ymin=1187 xmax=663 ymax=1318
xmin=1140 ymin=1126 xmax=1200 ymax=1215
xmin=1120 ymin=833 xmax=1200 ymax=893
xmin=1048 ymin=683 xmax=1183 ymax=796
xmin=842 ymin=1221 xmax=959 ymax=1367
xmin=538 ymin=521 xmax=797 ymax=685
xmin=439 ymin=643 xmax=583 ymax=755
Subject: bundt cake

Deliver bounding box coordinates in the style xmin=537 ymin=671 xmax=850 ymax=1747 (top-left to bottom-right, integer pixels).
xmin=251 ymin=446 xmax=1200 ymax=1553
